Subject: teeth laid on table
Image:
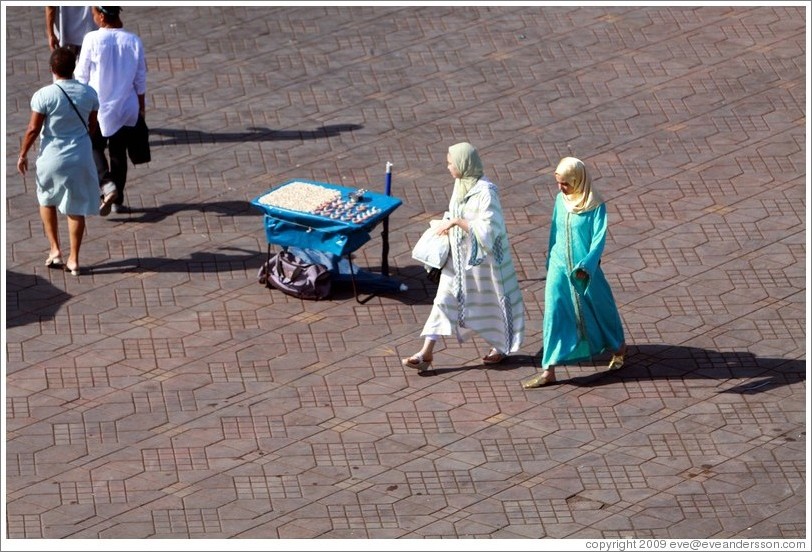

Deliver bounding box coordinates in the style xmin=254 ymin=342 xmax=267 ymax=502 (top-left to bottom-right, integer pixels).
xmin=258 ymin=182 xmax=379 ymax=223
xmin=258 ymin=182 xmax=341 ymax=213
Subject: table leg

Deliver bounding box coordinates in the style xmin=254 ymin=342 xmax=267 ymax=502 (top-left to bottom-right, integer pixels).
xmin=346 ymin=254 xmax=376 ymax=305
xmin=381 ymin=218 xmax=390 ymax=276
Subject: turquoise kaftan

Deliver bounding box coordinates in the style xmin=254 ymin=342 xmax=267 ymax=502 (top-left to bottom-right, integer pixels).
xmin=421 ymin=178 xmax=525 ymax=354
xmin=542 ymin=193 xmax=624 ymax=368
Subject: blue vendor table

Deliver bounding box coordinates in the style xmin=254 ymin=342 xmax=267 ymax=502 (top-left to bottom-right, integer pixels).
xmin=251 ymin=179 xmax=404 ymax=302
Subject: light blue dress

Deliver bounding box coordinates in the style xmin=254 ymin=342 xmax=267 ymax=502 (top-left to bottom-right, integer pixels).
xmin=542 ymin=193 xmax=624 ymax=368
xmin=31 ymin=79 xmax=99 ymax=215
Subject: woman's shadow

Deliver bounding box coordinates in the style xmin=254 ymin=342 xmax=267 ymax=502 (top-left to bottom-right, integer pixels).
xmin=6 ymin=269 xmax=71 ymax=328
xmin=420 ymin=344 xmax=804 ymax=395
xmin=109 ymin=200 xmax=258 ymax=224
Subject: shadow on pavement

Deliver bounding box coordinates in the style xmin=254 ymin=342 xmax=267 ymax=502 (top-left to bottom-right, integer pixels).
xmin=87 ymin=248 xmax=420 ymax=304
xmin=568 ymin=344 xmax=805 ymax=395
xmin=5 ymin=269 xmax=72 ymax=328
xmin=418 ymin=353 xmax=540 ymax=376
xmin=108 ymin=200 xmax=258 ymax=224
xmin=149 ymin=124 xmax=363 ymax=146
xmin=418 ymin=345 xmax=804 ymax=396
xmin=88 ymin=246 xmax=264 ymax=275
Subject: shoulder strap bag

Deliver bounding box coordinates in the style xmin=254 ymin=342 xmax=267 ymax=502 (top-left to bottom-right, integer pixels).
xmin=54 ymin=83 xmax=89 ymax=133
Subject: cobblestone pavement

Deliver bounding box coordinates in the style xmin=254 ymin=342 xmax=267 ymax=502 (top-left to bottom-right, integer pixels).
xmin=3 ymin=3 xmax=807 ymax=547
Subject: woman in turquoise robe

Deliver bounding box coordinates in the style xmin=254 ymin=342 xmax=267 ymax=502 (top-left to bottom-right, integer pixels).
xmin=522 ymin=157 xmax=625 ymax=388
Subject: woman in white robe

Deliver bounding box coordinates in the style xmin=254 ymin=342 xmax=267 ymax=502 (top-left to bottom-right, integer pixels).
xmin=402 ymin=142 xmax=525 ymax=372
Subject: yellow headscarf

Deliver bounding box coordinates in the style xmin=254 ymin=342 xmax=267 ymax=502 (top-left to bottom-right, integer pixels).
xmin=449 ymin=142 xmax=484 ymax=205
xmin=555 ymin=156 xmax=603 ymax=214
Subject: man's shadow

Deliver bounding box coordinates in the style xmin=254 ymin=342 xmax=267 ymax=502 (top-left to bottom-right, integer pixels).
xmin=112 ymin=200 xmax=258 ymax=224
xmin=6 ymin=269 xmax=71 ymax=328
xmin=116 ymin=122 xmax=362 ymax=221
xmin=148 ymin=124 xmax=363 ymax=146
xmin=86 ymin=247 xmax=415 ymax=302
xmin=88 ymin=246 xmax=277 ymax=275
xmin=420 ymin=344 xmax=804 ymax=395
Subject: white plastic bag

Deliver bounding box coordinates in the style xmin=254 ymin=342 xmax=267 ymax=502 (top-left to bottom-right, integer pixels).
xmin=411 ymin=220 xmax=450 ymax=270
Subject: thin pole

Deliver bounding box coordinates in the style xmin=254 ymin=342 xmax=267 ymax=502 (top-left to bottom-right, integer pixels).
xmin=381 ymin=162 xmax=393 ymax=276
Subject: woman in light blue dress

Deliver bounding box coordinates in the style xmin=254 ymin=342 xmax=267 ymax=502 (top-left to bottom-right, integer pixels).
xmin=17 ymin=47 xmax=99 ymax=276
xmin=522 ymin=157 xmax=626 ymax=388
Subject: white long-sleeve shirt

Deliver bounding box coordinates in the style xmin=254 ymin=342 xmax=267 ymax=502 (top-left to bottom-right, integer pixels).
xmin=75 ymin=27 xmax=146 ymax=137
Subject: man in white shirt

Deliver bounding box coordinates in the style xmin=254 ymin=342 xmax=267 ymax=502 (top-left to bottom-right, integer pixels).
xmin=75 ymin=6 xmax=147 ymax=216
xmin=46 ymin=6 xmax=97 ymax=56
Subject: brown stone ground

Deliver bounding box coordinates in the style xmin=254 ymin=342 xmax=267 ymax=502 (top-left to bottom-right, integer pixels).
xmin=3 ymin=3 xmax=807 ymax=548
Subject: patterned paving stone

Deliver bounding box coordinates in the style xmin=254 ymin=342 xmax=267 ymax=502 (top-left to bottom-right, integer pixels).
xmin=2 ymin=3 xmax=807 ymax=547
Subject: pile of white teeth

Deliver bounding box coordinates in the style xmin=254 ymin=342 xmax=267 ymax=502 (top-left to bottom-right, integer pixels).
xmin=258 ymin=182 xmax=341 ymax=213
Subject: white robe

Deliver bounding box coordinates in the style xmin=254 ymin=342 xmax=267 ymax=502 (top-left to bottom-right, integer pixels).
xmin=421 ymin=178 xmax=525 ymax=354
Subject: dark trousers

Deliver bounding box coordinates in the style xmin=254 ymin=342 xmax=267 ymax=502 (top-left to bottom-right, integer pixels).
xmin=91 ymin=125 xmax=132 ymax=205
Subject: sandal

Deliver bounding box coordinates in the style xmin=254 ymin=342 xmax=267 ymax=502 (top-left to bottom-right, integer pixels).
xmin=521 ymin=369 xmax=556 ymax=389
xmin=99 ymin=190 xmax=118 ymax=217
xmin=45 ymin=254 xmax=64 ymax=268
xmin=608 ymin=344 xmax=626 ymax=371
xmin=482 ymin=348 xmax=506 ymax=365
xmin=608 ymin=354 xmax=624 ymax=371
xmin=402 ymin=353 xmax=432 ymax=371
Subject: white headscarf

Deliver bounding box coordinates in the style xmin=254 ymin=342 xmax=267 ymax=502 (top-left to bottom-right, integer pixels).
xmin=555 ymin=156 xmax=603 ymax=214
xmin=448 ymin=142 xmax=484 ymax=205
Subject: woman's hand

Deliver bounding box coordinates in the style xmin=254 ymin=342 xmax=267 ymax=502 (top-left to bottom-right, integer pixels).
xmin=17 ymin=156 xmax=28 ymax=176
xmin=574 ymin=268 xmax=588 ymax=280
xmin=434 ymin=219 xmax=456 ymax=236
xmin=20 ymin=111 xmax=45 ymax=176
xmin=435 ymin=217 xmax=469 ymax=236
